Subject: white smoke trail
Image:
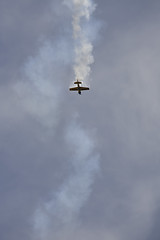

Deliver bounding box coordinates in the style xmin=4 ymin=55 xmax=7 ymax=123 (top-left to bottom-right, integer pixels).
xmin=33 ymin=118 xmax=100 ymax=240
xmin=64 ymin=0 xmax=96 ymax=83
xmin=12 ymin=2 xmax=100 ymax=239
xmin=14 ymin=37 xmax=100 ymax=239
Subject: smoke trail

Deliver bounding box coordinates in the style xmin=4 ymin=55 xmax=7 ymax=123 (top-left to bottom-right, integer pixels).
xmin=12 ymin=2 xmax=100 ymax=239
xmin=14 ymin=37 xmax=100 ymax=239
xmin=33 ymin=118 xmax=100 ymax=240
xmin=64 ymin=0 xmax=96 ymax=83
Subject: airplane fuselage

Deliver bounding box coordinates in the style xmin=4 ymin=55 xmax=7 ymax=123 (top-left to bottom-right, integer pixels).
xmin=77 ymin=83 xmax=81 ymax=95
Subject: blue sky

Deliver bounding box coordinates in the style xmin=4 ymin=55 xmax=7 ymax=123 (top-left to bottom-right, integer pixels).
xmin=0 ymin=0 xmax=160 ymax=239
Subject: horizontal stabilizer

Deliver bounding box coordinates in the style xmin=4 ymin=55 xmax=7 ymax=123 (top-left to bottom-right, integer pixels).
xmin=74 ymin=81 xmax=82 ymax=84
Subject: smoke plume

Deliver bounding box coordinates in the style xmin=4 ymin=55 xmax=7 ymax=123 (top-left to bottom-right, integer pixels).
xmin=15 ymin=33 xmax=100 ymax=240
xmin=33 ymin=119 xmax=100 ymax=240
xmin=12 ymin=2 xmax=101 ymax=239
xmin=64 ymin=0 xmax=96 ymax=83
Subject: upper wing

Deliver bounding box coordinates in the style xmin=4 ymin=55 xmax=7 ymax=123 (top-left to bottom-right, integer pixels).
xmin=80 ymin=87 xmax=89 ymax=91
xmin=69 ymin=87 xmax=79 ymax=91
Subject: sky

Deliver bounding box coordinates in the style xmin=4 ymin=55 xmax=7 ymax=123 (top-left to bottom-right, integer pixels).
xmin=1 ymin=0 xmax=160 ymax=239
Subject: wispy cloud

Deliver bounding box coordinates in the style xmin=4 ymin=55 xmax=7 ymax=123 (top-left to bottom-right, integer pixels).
xmin=33 ymin=117 xmax=100 ymax=240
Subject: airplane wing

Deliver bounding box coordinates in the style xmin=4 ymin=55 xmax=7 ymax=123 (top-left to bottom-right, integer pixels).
xmin=80 ymin=87 xmax=89 ymax=91
xmin=69 ymin=87 xmax=79 ymax=91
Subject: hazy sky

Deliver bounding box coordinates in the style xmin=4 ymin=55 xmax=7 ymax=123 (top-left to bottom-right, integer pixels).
xmin=1 ymin=0 xmax=160 ymax=240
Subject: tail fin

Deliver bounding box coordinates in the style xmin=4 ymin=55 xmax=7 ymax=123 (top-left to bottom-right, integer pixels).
xmin=74 ymin=79 xmax=82 ymax=84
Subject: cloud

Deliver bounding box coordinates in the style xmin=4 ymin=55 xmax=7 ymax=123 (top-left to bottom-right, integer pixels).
xmin=0 ymin=2 xmax=100 ymax=239
xmin=86 ymin=11 xmax=160 ymax=240
xmin=1 ymin=1 xmax=160 ymax=240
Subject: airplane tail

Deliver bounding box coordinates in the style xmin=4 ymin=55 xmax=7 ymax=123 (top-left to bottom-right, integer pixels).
xmin=74 ymin=79 xmax=82 ymax=84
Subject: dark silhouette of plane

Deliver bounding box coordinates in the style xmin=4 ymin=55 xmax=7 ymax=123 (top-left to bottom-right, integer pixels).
xmin=69 ymin=79 xmax=89 ymax=95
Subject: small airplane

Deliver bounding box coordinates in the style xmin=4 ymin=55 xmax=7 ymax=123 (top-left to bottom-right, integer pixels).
xmin=69 ymin=79 xmax=89 ymax=95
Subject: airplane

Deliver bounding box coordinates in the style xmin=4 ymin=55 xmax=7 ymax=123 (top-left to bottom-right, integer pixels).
xmin=69 ymin=79 xmax=89 ymax=95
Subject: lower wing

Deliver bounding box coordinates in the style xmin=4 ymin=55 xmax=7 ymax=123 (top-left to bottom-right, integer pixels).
xmin=69 ymin=87 xmax=79 ymax=91
xmin=80 ymin=87 xmax=89 ymax=91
